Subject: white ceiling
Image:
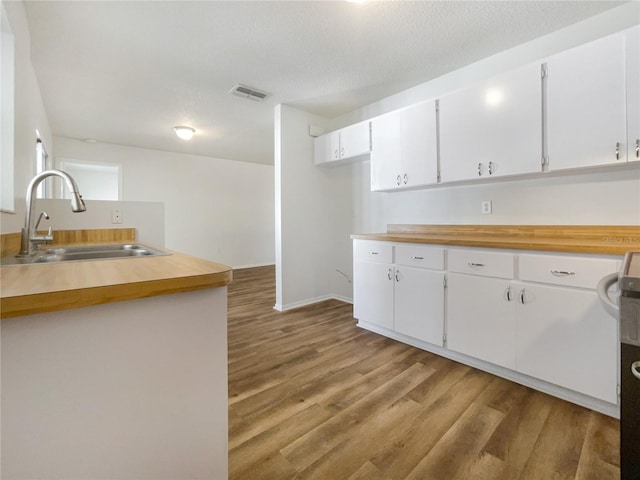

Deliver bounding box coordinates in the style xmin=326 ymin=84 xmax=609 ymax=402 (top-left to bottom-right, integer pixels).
xmin=23 ymin=0 xmax=625 ymax=166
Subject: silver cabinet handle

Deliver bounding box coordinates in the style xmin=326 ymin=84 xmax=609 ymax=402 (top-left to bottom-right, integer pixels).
xmin=488 ymin=161 xmax=494 ymax=175
xmin=636 ymin=139 xmax=639 ymax=159
xmin=403 ymin=173 xmax=408 ymax=184
xmin=395 ymin=270 xmax=400 ymax=282
xmin=632 ymin=361 xmax=640 ymax=380
xmin=468 ymin=262 xmax=485 ymax=268
xmin=519 ymin=288 xmax=526 ymax=304
xmin=333 ymin=149 xmax=340 ymax=159
xmin=411 ymin=256 xmax=424 ymax=260
xmin=616 ymin=142 xmax=620 ymax=160
xmin=551 ymin=270 xmax=575 ymax=276
xmin=387 ymin=268 xmax=392 ymax=281
xmin=340 ymin=147 xmax=345 ymax=158
xmin=369 ymin=251 xmax=379 ymax=255
xmin=396 ymin=175 xmax=401 ymax=186
xmin=504 ymin=286 xmax=512 ymax=302
xmin=477 ymin=163 xmax=482 ymax=176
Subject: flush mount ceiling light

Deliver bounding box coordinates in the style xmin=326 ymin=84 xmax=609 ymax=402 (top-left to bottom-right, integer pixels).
xmin=173 ymin=126 xmax=195 ymax=140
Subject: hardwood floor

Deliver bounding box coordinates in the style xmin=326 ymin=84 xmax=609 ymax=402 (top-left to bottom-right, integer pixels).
xmin=228 ymin=266 xmax=620 ymax=480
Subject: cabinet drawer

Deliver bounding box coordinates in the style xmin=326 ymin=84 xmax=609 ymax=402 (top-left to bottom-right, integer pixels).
xmin=395 ymin=245 xmax=444 ymax=270
xmin=353 ymin=240 xmax=393 ymax=263
xmin=519 ymin=254 xmax=618 ymax=289
xmin=448 ymin=249 xmax=514 ymax=279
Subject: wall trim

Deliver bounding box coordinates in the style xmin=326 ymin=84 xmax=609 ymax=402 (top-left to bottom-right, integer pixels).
xmin=273 ymin=294 xmax=353 ymax=312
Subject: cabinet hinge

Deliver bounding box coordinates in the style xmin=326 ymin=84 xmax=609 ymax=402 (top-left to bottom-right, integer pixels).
xmin=442 ymin=334 xmax=447 ymax=346
xmin=541 ymin=64 xmax=548 ymax=79
xmin=541 ymin=155 xmax=548 ymax=166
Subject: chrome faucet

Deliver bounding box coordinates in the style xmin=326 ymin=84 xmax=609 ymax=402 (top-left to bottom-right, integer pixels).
xmin=18 ymin=169 xmax=86 ymax=257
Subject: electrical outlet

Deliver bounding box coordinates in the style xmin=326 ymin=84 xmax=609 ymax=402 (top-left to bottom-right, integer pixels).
xmin=481 ymin=200 xmax=492 ymax=215
xmin=111 ymin=208 xmax=123 ymax=224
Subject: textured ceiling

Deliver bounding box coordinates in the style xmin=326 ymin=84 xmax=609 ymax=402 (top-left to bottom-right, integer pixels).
xmin=23 ymin=1 xmax=625 ymax=165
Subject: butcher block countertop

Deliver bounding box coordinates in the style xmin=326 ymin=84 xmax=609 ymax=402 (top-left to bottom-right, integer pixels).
xmin=351 ymin=224 xmax=640 ymax=256
xmin=0 ymin=230 xmax=232 ymax=319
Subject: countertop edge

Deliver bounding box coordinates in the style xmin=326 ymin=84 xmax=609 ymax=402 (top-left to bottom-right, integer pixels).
xmin=350 ymin=233 xmax=636 ymax=256
xmin=0 ymin=270 xmax=232 ymax=319
xmin=0 ymin=247 xmax=233 ymax=319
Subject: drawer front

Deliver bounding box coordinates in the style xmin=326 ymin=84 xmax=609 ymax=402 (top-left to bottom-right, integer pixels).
xmin=448 ymin=249 xmax=514 ymax=279
xmin=519 ymin=254 xmax=619 ymax=289
xmin=353 ymin=240 xmax=393 ymax=263
xmin=395 ymin=245 xmax=444 ymax=270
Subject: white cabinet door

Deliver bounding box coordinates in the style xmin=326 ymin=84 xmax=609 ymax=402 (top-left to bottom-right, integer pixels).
xmin=516 ymin=283 xmax=617 ymax=404
xmin=394 ymin=266 xmax=444 ymax=346
xmin=329 ymin=131 xmax=341 ymax=161
xmin=353 ymin=260 xmax=394 ymax=330
xmin=546 ymin=32 xmax=627 ymax=169
xmin=439 ymin=62 xmax=542 ymax=183
xmin=626 ymin=26 xmax=640 ymax=163
xmin=401 ymin=101 xmax=438 ymax=188
xmin=313 ymin=134 xmax=331 ymax=165
xmin=370 ymin=110 xmax=402 ymax=191
xmin=313 ymin=123 xmax=369 ymax=165
xmin=340 ymin=122 xmax=370 ymax=159
xmin=447 ymin=273 xmax=516 ymax=369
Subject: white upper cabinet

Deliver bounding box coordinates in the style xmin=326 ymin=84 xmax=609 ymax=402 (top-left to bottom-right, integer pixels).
xmin=545 ymin=32 xmax=627 ymax=169
xmin=314 ymin=121 xmax=370 ymax=165
xmin=370 ymin=101 xmax=438 ymax=191
xmin=439 ymin=62 xmax=542 ymax=183
xmin=401 ymin=101 xmax=439 ymax=188
xmin=370 ymin=110 xmax=402 ymax=190
xmin=626 ymin=26 xmax=640 ymax=163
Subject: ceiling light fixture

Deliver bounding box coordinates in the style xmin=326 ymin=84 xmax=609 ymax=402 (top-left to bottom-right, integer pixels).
xmin=173 ymin=126 xmax=195 ymax=141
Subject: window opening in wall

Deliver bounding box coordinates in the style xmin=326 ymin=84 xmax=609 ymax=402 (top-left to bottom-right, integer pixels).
xmin=35 ymin=137 xmax=51 ymax=199
xmin=57 ymin=158 xmax=122 ymax=201
xmin=1 ymin=2 xmax=15 ymax=212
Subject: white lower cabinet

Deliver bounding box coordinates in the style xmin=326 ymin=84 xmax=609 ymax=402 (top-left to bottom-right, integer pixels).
xmin=394 ymin=266 xmax=444 ymax=346
xmin=515 ymin=282 xmax=617 ymax=404
xmin=353 ymin=240 xmax=620 ymax=410
xmin=353 ymin=241 xmax=445 ymax=345
xmin=353 ymin=260 xmax=394 ymax=330
xmin=447 ymin=273 xmax=516 ymax=370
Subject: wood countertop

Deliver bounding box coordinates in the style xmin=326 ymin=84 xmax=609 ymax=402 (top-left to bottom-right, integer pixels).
xmin=0 ymin=247 xmax=232 ymax=319
xmin=351 ymin=225 xmax=640 ymax=256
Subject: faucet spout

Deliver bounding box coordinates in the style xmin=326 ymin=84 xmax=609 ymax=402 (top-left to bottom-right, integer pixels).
xmin=18 ymin=169 xmax=86 ymax=257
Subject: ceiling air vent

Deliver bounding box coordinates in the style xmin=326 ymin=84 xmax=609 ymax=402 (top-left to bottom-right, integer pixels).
xmin=228 ymin=84 xmax=270 ymax=102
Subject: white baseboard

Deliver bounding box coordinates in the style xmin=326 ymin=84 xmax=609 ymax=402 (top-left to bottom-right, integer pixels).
xmin=273 ymin=294 xmax=352 ymax=312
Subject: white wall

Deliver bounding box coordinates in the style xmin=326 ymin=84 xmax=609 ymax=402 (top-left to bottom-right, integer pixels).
xmin=0 ymin=0 xmax=52 ymax=232
xmin=277 ymin=2 xmax=640 ymax=309
xmin=274 ymin=105 xmax=354 ymax=310
xmin=36 ymin=198 xmax=165 ymax=246
xmin=53 ymin=136 xmax=275 ymax=269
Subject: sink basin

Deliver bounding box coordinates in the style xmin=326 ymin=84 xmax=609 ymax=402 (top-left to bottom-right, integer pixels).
xmin=1 ymin=243 xmax=169 ymax=265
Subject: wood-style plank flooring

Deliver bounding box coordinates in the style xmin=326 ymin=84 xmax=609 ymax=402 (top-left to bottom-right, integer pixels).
xmin=228 ymin=266 xmax=620 ymax=480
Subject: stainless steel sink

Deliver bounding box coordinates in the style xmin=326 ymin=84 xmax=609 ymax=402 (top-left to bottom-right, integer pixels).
xmin=1 ymin=243 xmax=170 ymax=265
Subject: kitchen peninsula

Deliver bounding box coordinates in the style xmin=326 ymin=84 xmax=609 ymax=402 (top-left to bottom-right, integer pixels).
xmin=0 ymin=230 xmax=232 ymax=480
